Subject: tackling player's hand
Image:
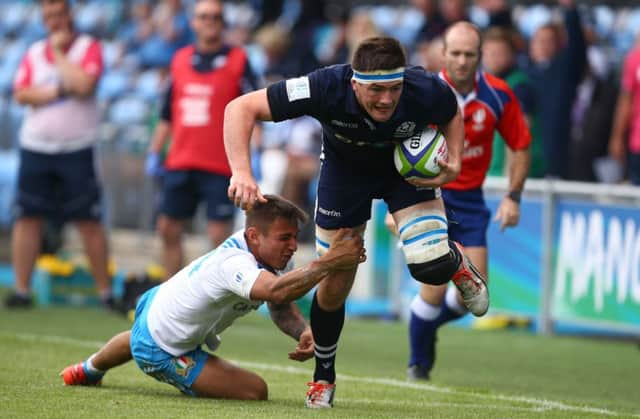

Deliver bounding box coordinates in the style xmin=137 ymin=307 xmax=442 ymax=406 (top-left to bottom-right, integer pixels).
xmin=288 ymin=327 xmax=314 ymax=362
xmin=405 ymin=157 xmax=461 ymax=189
xmin=323 ymin=228 xmax=367 ymax=270
xmin=228 ymin=171 xmax=267 ymax=210
xmin=494 ymin=196 xmax=520 ymax=232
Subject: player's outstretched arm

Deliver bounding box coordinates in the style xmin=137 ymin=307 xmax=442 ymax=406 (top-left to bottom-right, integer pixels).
xmin=249 ymin=229 xmax=366 ymax=305
xmin=224 ymin=89 xmax=273 ymax=210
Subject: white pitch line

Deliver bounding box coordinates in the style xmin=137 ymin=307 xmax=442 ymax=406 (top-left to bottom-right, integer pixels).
xmin=336 ymin=398 xmax=554 ymax=413
xmin=236 ymin=360 xmax=632 ymax=417
xmin=5 ymin=332 xmax=638 ymax=418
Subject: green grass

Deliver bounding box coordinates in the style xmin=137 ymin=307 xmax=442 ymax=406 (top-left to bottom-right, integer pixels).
xmin=0 ymin=301 xmax=638 ymax=418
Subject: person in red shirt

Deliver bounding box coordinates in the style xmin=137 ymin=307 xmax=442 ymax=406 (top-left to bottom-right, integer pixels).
xmin=146 ymin=0 xmax=260 ymax=277
xmin=5 ymin=0 xmax=112 ymax=309
xmin=609 ymin=35 xmax=640 ymax=185
xmin=405 ymin=21 xmax=531 ymax=380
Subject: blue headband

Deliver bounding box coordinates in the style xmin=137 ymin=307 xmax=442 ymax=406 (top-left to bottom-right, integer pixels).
xmin=352 ymin=67 xmax=405 ymax=84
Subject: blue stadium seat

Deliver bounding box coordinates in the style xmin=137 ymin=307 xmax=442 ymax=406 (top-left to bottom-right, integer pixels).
xmin=96 ymin=69 xmax=130 ymax=102
xmin=1 ymin=40 xmax=29 ymax=72
xmin=370 ymin=6 xmax=423 ymax=47
xmin=517 ymin=5 xmax=552 ymax=39
xmin=134 ymin=69 xmax=162 ymax=103
xmin=0 ymin=40 xmax=28 ymax=94
xmin=0 ymin=149 xmax=18 ymax=227
xmin=20 ymin=9 xmax=47 ymax=44
xmin=0 ymin=66 xmax=16 ymax=96
xmin=627 ymin=8 xmax=640 ymax=39
xmin=101 ymin=40 xmax=125 ymax=70
xmin=7 ymin=102 xmax=25 ymax=150
xmin=1 ymin=2 xmax=32 ymax=36
xmin=108 ymin=95 xmax=149 ymax=127
xmin=592 ymin=6 xmax=615 ymax=40
xmin=75 ymin=2 xmax=104 ymax=35
xmin=0 ymin=97 xmax=9 ymax=149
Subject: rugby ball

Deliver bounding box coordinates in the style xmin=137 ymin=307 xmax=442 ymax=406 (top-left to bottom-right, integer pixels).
xmin=394 ymin=127 xmax=447 ymax=179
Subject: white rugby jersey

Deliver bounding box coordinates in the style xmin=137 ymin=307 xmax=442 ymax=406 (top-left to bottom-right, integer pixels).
xmin=13 ymin=34 xmax=103 ymax=153
xmin=146 ymin=230 xmax=289 ymax=356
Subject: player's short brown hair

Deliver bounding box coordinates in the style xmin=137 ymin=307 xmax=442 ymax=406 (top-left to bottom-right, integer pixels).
xmin=245 ymin=195 xmax=309 ymax=234
xmin=351 ymin=36 xmax=407 ymax=72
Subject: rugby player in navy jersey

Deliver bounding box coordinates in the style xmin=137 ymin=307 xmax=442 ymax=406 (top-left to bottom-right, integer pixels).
xmin=223 ymin=36 xmax=489 ymax=408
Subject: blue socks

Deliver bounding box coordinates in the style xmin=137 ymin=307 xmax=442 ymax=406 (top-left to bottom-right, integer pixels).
xmin=408 ymin=288 xmax=467 ymax=370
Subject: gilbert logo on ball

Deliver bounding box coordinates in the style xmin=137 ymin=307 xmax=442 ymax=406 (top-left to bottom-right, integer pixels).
xmin=394 ymin=127 xmax=447 ymax=179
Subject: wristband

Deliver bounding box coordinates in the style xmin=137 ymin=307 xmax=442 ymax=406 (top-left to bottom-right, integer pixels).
xmin=507 ymin=190 xmax=522 ymax=204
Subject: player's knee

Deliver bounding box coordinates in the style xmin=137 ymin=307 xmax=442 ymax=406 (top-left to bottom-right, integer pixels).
xmin=408 ymin=251 xmax=458 ymax=285
xmin=398 ymin=212 xmax=457 ymax=285
xmin=246 ymin=377 xmax=268 ymax=401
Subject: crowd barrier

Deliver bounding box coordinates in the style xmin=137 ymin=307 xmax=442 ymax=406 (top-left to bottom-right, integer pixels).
xmin=358 ymin=178 xmax=640 ymax=336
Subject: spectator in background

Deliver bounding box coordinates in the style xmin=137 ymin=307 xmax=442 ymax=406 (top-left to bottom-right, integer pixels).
xmin=482 ymin=27 xmax=543 ymax=178
xmin=5 ymin=0 xmax=112 ymax=308
xmin=146 ymin=0 xmax=260 ymax=278
xmin=474 ymin=0 xmax=515 ymax=30
xmin=412 ymin=36 xmax=445 ymax=73
xmin=568 ymin=40 xmax=618 ymax=182
xmin=343 ymin=11 xmax=382 ymax=64
xmin=137 ymin=0 xmax=192 ymax=69
xmin=609 ymin=35 xmax=640 ymax=185
xmin=118 ymin=1 xmax=155 ymax=56
xmin=526 ymin=0 xmax=586 ymax=179
xmin=252 ymin=23 xmax=292 ymax=80
xmin=411 ymin=0 xmax=465 ymax=43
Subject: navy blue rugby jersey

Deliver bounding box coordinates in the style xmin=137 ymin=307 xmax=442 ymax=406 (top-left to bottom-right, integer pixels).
xmin=266 ymin=64 xmax=457 ymax=169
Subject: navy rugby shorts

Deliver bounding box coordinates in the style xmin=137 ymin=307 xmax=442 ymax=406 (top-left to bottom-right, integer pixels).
xmin=315 ymin=158 xmax=439 ymax=229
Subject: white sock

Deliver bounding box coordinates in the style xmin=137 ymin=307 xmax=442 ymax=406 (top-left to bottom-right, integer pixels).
xmin=85 ymin=353 xmax=105 ymax=374
xmin=410 ymin=295 xmax=441 ymax=321
xmin=445 ymin=286 xmax=468 ymax=315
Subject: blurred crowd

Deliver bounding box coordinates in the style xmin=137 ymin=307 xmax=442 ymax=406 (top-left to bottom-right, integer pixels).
xmin=0 ymin=0 xmax=640 ymax=220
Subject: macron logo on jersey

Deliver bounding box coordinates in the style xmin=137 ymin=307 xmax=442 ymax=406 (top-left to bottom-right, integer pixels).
xmin=286 ymin=77 xmax=310 ymax=102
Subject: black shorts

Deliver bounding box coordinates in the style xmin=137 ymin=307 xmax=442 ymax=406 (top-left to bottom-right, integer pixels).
xmin=15 ymin=147 xmax=102 ymax=221
xmin=159 ymin=169 xmax=234 ymax=221
xmin=315 ymin=158 xmax=439 ymax=229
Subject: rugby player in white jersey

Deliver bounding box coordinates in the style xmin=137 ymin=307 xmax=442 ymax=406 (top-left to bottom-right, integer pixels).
xmin=60 ymin=195 xmax=366 ymax=400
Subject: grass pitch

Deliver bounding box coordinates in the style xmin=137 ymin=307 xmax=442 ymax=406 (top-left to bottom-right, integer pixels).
xmin=1 ymin=300 xmax=638 ymax=418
